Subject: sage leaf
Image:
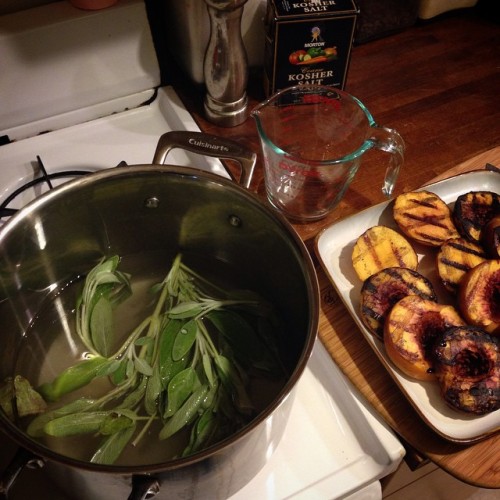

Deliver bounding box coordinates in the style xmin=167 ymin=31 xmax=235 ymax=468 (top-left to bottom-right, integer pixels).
xmin=94 ymin=359 xmax=121 ymax=378
xmin=119 ymin=379 xmax=146 ymax=410
xmin=172 ymin=319 xmax=198 ymax=361
xmin=145 ymin=365 xmax=162 ymax=416
xmin=158 ymin=319 xmax=190 ymax=388
xmin=94 ymin=272 xmax=122 ymax=287
xmin=38 ymin=356 xmax=109 ymax=402
xmin=90 ymin=295 xmax=113 ymax=357
xmin=110 ymin=359 xmax=128 ymax=385
xmin=44 ymin=411 xmax=109 ymax=437
xmin=13 ymin=375 xmax=47 ymax=418
xmin=91 ymin=423 xmax=136 ymax=465
xmin=125 ymin=358 xmax=135 ymax=378
xmin=134 ymin=337 xmax=153 ymax=347
xmin=115 ymin=408 xmax=138 ymax=420
xmin=108 ymin=272 xmax=132 ymax=306
xmin=183 ymin=409 xmax=217 ymax=457
xmin=201 ymin=380 xmax=218 ymax=411
xmin=134 ymin=357 xmax=153 ymax=377
xmin=159 ymin=384 xmax=209 ymax=440
xmin=76 ymin=255 xmax=131 ymax=355
xmin=164 ymin=367 xmax=200 ymax=418
xmin=202 ymin=353 xmax=215 ymax=387
xmin=196 ymin=408 xmax=217 ymax=437
xmin=168 ymin=301 xmax=205 ymax=319
xmin=0 ymin=376 xmax=47 ymax=421
xmin=27 ymin=398 xmax=95 ymax=437
xmin=100 ymin=412 xmax=135 ymax=435
xmin=165 ymin=254 xmax=182 ymax=297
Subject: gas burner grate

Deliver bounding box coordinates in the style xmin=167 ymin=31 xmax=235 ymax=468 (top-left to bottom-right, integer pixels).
xmin=0 ymin=156 xmax=92 ymax=220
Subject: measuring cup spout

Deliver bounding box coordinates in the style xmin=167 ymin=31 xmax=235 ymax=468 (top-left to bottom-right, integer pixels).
xmin=369 ymin=126 xmax=405 ymax=197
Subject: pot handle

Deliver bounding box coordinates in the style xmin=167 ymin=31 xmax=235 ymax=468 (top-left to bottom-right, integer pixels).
xmin=127 ymin=475 xmax=160 ymax=500
xmin=153 ymin=131 xmax=257 ymax=189
xmin=0 ymin=447 xmax=45 ymax=499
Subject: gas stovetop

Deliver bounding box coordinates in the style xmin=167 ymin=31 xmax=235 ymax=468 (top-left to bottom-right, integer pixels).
xmin=0 ymin=2 xmax=404 ymax=498
xmin=0 ymin=86 xmax=227 ymax=224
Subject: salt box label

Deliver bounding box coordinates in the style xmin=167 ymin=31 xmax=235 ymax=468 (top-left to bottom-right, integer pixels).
xmin=264 ymin=0 xmax=358 ymax=94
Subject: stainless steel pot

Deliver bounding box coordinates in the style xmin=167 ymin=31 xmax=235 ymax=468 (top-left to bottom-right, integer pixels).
xmin=0 ymin=132 xmax=319 ymax=499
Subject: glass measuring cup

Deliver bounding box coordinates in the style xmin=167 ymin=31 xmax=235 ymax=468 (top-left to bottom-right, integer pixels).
xmin=251 ymin=85 xmax=405 ymax=221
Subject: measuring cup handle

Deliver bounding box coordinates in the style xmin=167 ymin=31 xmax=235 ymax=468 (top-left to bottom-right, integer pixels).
xmin=153 ymin=131 xmax=256 ymax=189
xmin=369 ymin=126 xmax=405 ymax=197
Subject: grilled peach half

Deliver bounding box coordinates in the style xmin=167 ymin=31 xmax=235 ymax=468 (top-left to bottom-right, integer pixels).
xmin=433 ymin=325 xmax=500 ymax=415
xmin=360 ymin=267 xmax=437 ymax=341
xmin=436 ymin=237 xmax=487 ymax=293
xmin=453 ymin=190 xmax=500 ymax=243
xmin=393 ymin=190 xmax=459 ymax=247
xmin=459 ymin=259 xmax=500 ymax=335
xmin=352 ymin=225 xmax=418 ymax=281
xmin=384 ymin=295 xmax=465 ymax=380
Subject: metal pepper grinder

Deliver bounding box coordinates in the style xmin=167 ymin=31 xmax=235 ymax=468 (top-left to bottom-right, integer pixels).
xmin=203 ymin=0 xmax=249 ymax=127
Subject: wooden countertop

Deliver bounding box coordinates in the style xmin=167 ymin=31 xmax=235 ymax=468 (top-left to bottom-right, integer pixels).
xmin=170 ymin=8 xmax=500 ymax=488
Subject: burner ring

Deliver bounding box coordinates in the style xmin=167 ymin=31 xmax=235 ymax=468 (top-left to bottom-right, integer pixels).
xmin=0 ymin=170 xmax=92 ymax=219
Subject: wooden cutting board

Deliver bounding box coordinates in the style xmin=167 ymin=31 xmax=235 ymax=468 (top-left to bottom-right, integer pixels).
xmin=317 ymin=146 xmax=500 ymax=488
xmin=424 ymin=147 xmax=500 ymax=184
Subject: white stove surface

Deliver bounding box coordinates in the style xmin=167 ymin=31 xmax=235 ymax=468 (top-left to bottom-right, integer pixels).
xmin=0 ymin=86 xmax=228 ymax=219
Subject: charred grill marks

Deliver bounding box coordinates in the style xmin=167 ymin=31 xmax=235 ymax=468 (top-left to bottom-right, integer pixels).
xmin=447 ymin=240 xmax=486 ymax=256
xmin=402 ymin=211 xmax=451 ymax=230
xmin=440 ymin=258 xmax=470 ymax=273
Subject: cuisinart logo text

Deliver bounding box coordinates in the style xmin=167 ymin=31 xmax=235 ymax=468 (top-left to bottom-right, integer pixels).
xmin=292 ymin=0 xmax=337 ymax=13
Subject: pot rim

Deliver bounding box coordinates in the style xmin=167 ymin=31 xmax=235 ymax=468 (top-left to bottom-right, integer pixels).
xmin=0 ymin=163 xmax=319 ymax=474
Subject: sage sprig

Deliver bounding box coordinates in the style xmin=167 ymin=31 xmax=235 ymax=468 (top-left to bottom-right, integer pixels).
xmin=75 ymin=255 xmax=131 ymax=357
xmin=23 ymin=253 xmax=285 ymax=465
